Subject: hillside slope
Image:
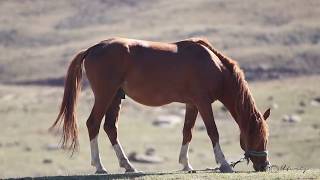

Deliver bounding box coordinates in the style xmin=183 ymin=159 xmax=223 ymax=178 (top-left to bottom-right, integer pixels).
xmin=0 ymin=0 xmax=319 ymax=84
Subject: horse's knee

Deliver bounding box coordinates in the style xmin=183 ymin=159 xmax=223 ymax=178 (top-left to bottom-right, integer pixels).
xmin=207 ymin=130 xmax=219 ymax=144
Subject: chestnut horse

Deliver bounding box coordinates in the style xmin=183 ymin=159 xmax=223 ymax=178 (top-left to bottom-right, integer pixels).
xmin=51 ymin=37 xmax=271 ymax=173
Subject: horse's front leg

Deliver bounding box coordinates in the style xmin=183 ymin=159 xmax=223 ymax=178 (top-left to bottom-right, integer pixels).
xmin=179 ymin=104 xmax=198 ymax=171
xmin=196 ymin=100 xmax=233 ymax=173
xmin=104 ymin=90 xmax=138 ymax=173
xmin=213 ymin=142 xmax=233 ymax=172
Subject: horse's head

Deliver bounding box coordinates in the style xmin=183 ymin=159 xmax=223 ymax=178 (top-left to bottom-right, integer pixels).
xmin=240 ymin=108 xmax=271 ymax=171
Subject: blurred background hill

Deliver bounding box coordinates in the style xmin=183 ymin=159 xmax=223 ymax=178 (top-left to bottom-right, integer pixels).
xmin=0 ymin=0 xmax=319 ymax=178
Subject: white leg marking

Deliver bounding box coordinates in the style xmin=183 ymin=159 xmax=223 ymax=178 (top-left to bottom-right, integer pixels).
xmin=179 ymin=143 xmax=193 ymax=171
xmin=90 ymin=136 xmax=107 ymax=173
xmin=213 ymin=143 xmax=233 ymax=173
xmin=113 ymin=143 xmax=135 ymax=172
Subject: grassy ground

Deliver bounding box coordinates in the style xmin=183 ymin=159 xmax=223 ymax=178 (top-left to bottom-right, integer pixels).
xmin=8 ymin=170 xmax=320 ymax=180
xmin=0 ymin=76 xmax=319 ymax=178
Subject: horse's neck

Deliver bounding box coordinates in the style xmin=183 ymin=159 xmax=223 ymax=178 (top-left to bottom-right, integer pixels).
xmin=219 ymin=78 xmax=259 ymax=131
xmin=219 ymin=89 xmax=241 ymax=125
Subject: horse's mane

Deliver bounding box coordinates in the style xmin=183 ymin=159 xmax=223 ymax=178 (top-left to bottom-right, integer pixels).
xmin=193 ymin=38 xmax=268 ymax=137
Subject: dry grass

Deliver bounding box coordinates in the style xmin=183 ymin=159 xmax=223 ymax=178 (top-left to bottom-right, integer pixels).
xmin=0 ymin=0 xmax=320 ymax=178
xmin=0 ymin=76 xmax=319 ymax=178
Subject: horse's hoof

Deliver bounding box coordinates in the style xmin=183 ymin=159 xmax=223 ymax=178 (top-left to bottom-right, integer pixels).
xmin=95 ymin=169 xmax=108 ymax=174
xmin=181 ymin=166 xmax=194 ymax=172
xmin=125 ymin=168 xmax=143 ymax=174
xmin=219 ymin=164 xmax=234 ymax=173
xmin=188 ymin=170 xmax=197 ymax=173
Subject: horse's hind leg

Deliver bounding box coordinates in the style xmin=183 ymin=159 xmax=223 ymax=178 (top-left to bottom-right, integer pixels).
xmin=195 ymin=100 xmax=233 ymax=173
xmin=104 ymin=89 xmax=137 ymax=173
xmin=87 ymin=100 xmax=108 ymax=174
xmin=87 ymin=85 xmax=119 ymax=174
xmin=179 ymin=104 xmax=198 ymax=171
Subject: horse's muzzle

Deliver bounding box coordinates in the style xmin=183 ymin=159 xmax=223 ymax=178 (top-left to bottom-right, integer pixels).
xmin=253 ymin=161 xmax=271 ymax=172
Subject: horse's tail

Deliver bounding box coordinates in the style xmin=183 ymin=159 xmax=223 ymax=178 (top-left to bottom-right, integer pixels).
xmin=50 ymin=49 xmax=88 ymax=152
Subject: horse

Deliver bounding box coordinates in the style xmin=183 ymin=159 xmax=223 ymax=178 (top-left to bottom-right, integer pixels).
xmin=51 ymin=37 xmax=271 ymax=173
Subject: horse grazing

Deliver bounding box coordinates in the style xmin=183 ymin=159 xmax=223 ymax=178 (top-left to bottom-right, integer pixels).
xmin=51 ymin=37 xmax=271 ymax=173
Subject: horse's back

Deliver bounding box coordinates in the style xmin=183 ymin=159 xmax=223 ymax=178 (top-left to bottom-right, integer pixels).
xmin=123 ymin=38 xmax=224 ymax=105
xmin=85 ymin=37 xmax=225 ymax=105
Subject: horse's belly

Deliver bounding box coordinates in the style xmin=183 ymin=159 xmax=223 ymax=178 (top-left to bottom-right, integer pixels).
xmin=121 ymin=80 xmax=181 ymax=106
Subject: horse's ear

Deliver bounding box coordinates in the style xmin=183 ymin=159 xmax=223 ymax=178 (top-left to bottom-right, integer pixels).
xmin=263 ymin=108 xmax=271 ymax=120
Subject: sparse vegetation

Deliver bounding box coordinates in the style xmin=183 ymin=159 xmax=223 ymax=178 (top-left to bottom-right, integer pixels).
xmin=0 ymin=0 xmax=319 ymax=179
xmin=14 ymin=170 xmax=320 ymax=180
